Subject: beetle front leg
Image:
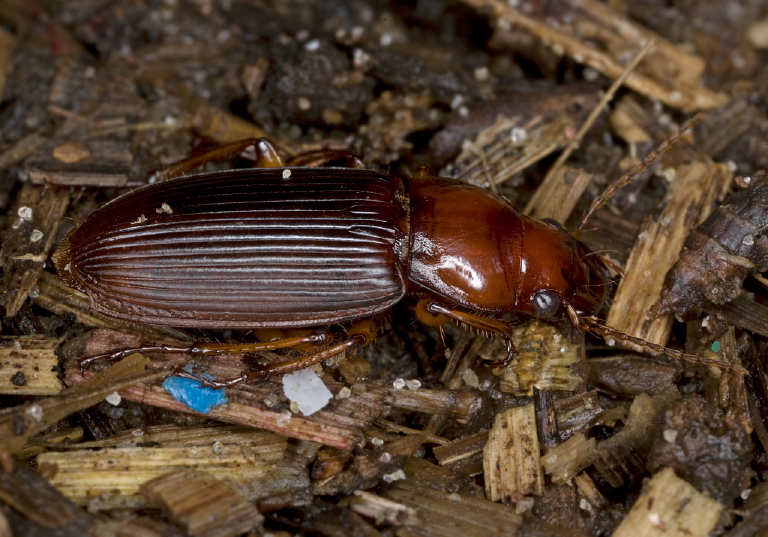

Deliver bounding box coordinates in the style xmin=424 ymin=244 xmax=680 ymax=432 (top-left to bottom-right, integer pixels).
xmin=415 ymin=300 xmax=517 ymax=367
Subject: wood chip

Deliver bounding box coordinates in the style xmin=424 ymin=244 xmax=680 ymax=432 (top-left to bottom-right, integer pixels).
xmin=0 ymin=336 xmax=64 ymax=395
xmin=612 ymin=467 xmax=723 ymax=537
xmin=141 ymin=469 xmax=263 ymax=537
xmin=606 ymin=161 xmax=732 ymax=349
xmin=26 ymin=140 xmax=132 ymax=186
xmin=1 ymin=183 xmax=69 ymax=317
xmin=38 ymin=440 xmax=302 ymax=509
xmin=461 ymin=0 xmax=726 ymax=111
xmin=483 ymin=404 xmax=543 ymax=501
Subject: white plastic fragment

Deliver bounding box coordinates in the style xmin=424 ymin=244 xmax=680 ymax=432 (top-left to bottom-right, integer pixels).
xmin=282 ymin=367 xmax=333 ymax=416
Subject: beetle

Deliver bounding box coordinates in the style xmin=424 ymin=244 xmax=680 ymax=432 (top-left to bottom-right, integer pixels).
xmin=53 ymin=138 xmax=734 ymax=387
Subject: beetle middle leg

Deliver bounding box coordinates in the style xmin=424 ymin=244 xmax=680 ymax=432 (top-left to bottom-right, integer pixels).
xmin=175 ymin=320 xmax=378 ymax=388
xmin=151 ymin=137 xmax=366 ymax=182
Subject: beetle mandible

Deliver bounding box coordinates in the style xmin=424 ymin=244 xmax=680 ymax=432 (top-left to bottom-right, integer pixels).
xmin=53 ymin=138 xmax=731 ymax=388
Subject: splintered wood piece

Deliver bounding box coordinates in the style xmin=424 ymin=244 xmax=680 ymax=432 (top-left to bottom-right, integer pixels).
xmin=0 ymin=336 xmax=64 ymax=395
xmin=26 ymin=140 xmax=133 ymax=186
xmin=612 ymin=467 xmax=723 ymax=537
xmin=523 ymin=165 xmax=594 ymax=223
xmin=377 ymin=480 xmax=523 ymax=536
xmin=38 ymin=440 xmax=302 ymax=509
xmin=552 ymin=391 xmax=604 ymax=440
xmin=456 ymin=114 xmax=580 ymax=187
xmin=591 ymin=386 xmax=680 ymax=488
xmin=483 ymin=404 xmax=543 ymax=501
xmin=141 ymin=469 xmax=263 ymax=537
xmin=433 ymin=430 xmax=489 ymax=466
xmin=0 ymin=457 xmax=95 ymax=534
xmin=606 ymin=161 xmax=732 ymax=350
xmin=498 ymin=320 xmax=582 ymax=396
xmin=0 ymin=355 xmax=158 ymax=454
xmin=2 ymin=183 xmax=70 ymax=317
xmin=462 ymin=0 xmax=726 ymax=111
xmin=541 ymin=433 xmax=597 ymax=484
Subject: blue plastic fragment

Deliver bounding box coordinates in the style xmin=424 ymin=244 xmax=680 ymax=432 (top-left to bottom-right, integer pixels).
xmin=710 ymin=341 xmax=721 ymax=353
xmin=162 ymin=368 xmax=228 ymax=413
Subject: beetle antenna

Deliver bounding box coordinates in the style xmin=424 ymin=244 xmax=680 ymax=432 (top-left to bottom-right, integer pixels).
xmin=565 ymin=306 xmax=747 ymax=373
xmin=576 ymin=113 xmax=705 ymax=237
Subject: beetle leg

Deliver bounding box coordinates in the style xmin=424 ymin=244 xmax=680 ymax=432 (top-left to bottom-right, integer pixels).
xmin=287 ymin=150 xmax=366 ymax=168
xmin=565 ymin=305 xmax=748 ymax=373
xmin=150 ymin=138 xmax=287 ymax=182
xmin=77 ymin=331 xmax=331 ymax=370
xmin=422 ymin=301 xmax=517 ymax=367
xmin=181 ymin=332 xmax=371 ymax=389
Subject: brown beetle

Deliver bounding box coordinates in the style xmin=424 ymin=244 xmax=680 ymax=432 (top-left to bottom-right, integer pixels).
xmin=53 ymin=138 xmax=732 ymax=387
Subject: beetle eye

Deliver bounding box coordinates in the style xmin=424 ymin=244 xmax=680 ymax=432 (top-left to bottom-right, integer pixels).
xmin=541 ymin=218 xmax=565 ymax=230
xmin=533 ymin=290 xmax=561 ymax=318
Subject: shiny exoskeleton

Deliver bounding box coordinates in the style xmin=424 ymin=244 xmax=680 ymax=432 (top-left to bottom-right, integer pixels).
xmin=54 ymin=138 xmax=612 ymax=386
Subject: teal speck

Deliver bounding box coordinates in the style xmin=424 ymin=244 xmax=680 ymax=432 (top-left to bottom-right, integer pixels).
xmin=710 ymin=341 xmax=721 ymax=352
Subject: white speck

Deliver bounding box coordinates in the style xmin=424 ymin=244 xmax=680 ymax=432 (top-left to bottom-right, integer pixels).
xmin=336 ymin=386 xmax=352 ymax=399
xmin=605 ymin=338 xmax=616 ymax=347
xmin=13 ymin=341 xmax=22 ymax=351
xmin=263 ymin=393 xmax=280 ymax=408
xmin=458 ymin=106 xmax=469 ymax=118
xmin=106 ymin=392 xmax=121 ymax=406
xmin=579 ymin=498 xmax=592 ymax=511
xmin=584 ymin=67 xmax=600 ymax=81
xmin=451 ymin=94 xmax=465 ymax=109
xmin=741 ymin=488 xmax=752 ymax=500
xmin=515 ymin=497 xmax=535 ymax=513
xmin=18 ymin=206 xmax=33 ymax=221
xmin=510 ymin=127 xmax=527 ymax=144
xmin=743 ymin=234 xmax=754 ymax=246
xmin=282 ymin=169 xmax=292 ymax=180
xmin=282 ymin=368 xmax=333 ymax=416
xmin=29 ymin=229 xmax=43 ymax=242
xmin=131 ymin=214 xmax=148 ymax=224
xmin=463 ymin=368 xmax=479 ymax=388
xmin=379 ymin=33 xmax=392 ymax=47
xmin=648 ymin=512 xmax=662 ymax=527
xmin=448 ymin=492 xmax=461 ymax=501
xmin=64 ymin=263 xmax=71 ymax=272
xmin=156 ymin=203 xmax=173 ymax=214
xmin=26 ymin=404 xmax=43 ymax=422
xmin=507 ymin=0 xmax=519 ymax=5
xmin=131 ymin=429 xmax=144 ymax=437
xmin=11 ymin=218 xmax=22 ymax=229
xmin=474 ymin=66 xmax=489 ymax=81
xmin=212 ymin=440 xmax=223 ymax=454
xmin=660 ymin=216 xmax=671 ymax=227
xmin=663 ymin=429 xmax=678 ymax=443
xmin=727 ymin=160 xmax=738 ymax=172
xmin=298 ymin=97 xmax=311 ymax=110
xmin=163 ymin=115 xmax=178 ymax=125
xmin=742 ymin=175 xmax=753 ymax=186
xmin=305 ymin=39 xmax=320 ymax=51
xmin=573 ymin=54 xmax=584 ymax=63
xmin=392 ymin=378 xmax=406 ymax=390
xmin=370 ymin=437 xmax=384 ymax=447
xmin=277 ymin=410 xmax=293 ymax=425
xmin=380 ymin=452 xmax=392 ymax=463
xmin=382 ymin=469 xmax=406 ymax=483
xmin=406 ymin=379 xmax=421 ymax=390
